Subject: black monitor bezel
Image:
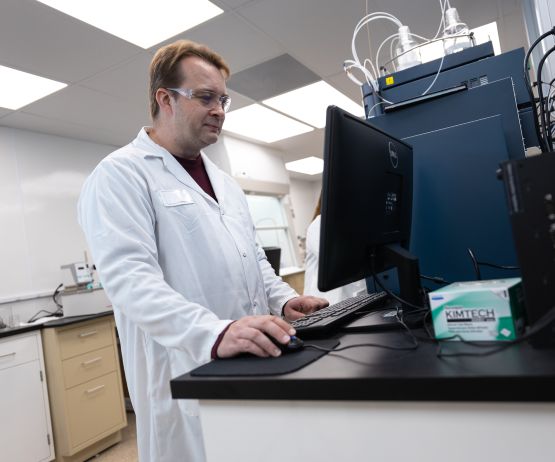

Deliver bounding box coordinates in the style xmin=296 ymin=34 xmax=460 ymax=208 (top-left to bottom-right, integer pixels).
xmin=318 ymin=105 xmax=415 ymax=294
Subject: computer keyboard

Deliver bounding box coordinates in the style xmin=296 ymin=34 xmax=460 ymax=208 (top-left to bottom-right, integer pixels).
xmin=290 ymin=291 xmax=388 ymax=336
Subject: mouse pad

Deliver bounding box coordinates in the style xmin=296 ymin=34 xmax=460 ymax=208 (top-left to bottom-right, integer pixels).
xmin=191 ymin=338 xmax=340 ymax=377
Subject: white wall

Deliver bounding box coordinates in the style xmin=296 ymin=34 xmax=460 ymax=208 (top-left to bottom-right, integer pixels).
xmin=204 ymin=134 xmax=290 ymax=185
xmin=0 ymin=127 xmax=114 ymax=320
xmin=289 ymin=178 xmax=321 ymax=235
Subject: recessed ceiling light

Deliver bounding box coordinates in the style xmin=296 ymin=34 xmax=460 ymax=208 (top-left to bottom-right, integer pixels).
xmin=285 ymin=156 xmax=324 ymax=175
xmin=0 ymin=65 xmax=66 ymax=110
xmin=36 ymin=0 xmax=223 ymax=49
xmin=224 ymin=104 xmax=314 ymax=143
xmin=263 ymin=81 xmax=364 ymax=128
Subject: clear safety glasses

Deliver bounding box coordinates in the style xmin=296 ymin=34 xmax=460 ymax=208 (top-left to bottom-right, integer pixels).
xmin=167 ymin=87 xmax=231 ymax=113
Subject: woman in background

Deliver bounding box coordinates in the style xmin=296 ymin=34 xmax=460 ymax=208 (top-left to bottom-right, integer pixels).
xmin=303 ymin=194 xmax=367 ymax=305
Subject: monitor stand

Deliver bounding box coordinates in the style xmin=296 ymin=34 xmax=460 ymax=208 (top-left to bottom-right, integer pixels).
xmin=340 ymin=298 xmax=426 ymax=332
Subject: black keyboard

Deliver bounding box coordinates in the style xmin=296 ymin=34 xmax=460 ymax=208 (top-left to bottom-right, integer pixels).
xmin=291 ymin=291 xmax=388 ymax=336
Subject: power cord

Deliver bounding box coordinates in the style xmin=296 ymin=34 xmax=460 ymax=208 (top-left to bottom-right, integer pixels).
xmin=27 ymin=283 xmax=64 ymax=323
xmin=467 ymin=248 xmax=519 ymax=280
xmin=304 ymin=305 xmax=419 ymax=353
xmin=523 ymin=26 xmax=555 ymax=152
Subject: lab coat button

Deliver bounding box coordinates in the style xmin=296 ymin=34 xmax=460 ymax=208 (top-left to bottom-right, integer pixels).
xmin=242 ymin=252 xmax=247 ymax=257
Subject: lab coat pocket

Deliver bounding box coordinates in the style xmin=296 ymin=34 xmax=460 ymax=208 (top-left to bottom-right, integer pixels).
xmin=159 ymin=189 xmax=194 ymax=206
xmin=158 ymin=189 xmax=201 ymax=233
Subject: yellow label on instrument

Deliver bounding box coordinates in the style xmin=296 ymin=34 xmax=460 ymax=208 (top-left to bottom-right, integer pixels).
xmin=385 ymin=76 xmax=394 ymax=85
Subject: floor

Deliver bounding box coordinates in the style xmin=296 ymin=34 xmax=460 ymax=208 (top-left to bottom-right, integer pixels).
xmin=87 ymin=411 xmax=138 ymax=462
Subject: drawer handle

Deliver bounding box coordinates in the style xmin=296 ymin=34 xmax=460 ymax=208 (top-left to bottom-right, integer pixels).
xmin=85 ymin=384 xmax=106 ymax=394
xmin=0 ymin=352 xmax=16 ymax=359
xmin=82 ymin=357 xmax=102 ymax=367
xmin=78 ymin=330 xmax=98 ymax=338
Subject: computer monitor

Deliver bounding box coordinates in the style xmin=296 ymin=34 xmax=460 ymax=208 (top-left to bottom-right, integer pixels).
xmin=318 ymin=105 xmax=422 ymax=306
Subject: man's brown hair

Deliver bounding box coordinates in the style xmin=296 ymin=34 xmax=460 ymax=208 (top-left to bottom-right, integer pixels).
xmin=148 ymin=40 xmax=230 ymax=120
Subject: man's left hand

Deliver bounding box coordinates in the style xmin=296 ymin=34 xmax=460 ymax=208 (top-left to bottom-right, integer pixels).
xmin=283 ymin=296 xmax=328 ymax=321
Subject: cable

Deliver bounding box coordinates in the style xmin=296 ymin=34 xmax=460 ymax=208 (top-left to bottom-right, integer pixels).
xmin=523 ymin=27 xmax=555 ymax=152
xmin=346 ymin=12 xmax=404 ymax=92
xmin=432 ymin=0 xmax=448 ymax=40
xmin=466 ymin=248 xmax=482 ymax=280
xmin=366 ymin=100 xmax=387 ymax=117
xmin=536 ymin=44 xmax=555 ymax=150
xmin=421 ymin=52 xmax=446 ymax=95
xmin=27 ymin=283 xmax=64 ymax=323
xmin=369 ymin=252 xmax=429 ymax=312
xmin=52 ymin=282 xmax=63 ymax=309
xmin=467 ymin=247 xmax=520 ymax=278
xmin=420 ymin=274 xmax=451 ymax=285
xmin=305 ymin=339 xmax=418 ymax=353
xmin=375 ymin=32 xmax=401 ymax=75
xmin=476 ymin=261 xmax=519 ymax=271
xmin=27 ymin=309 xmax=60 ymax=324
xmin=305 ymin=304 xmax=419 ymax=353
xmin=381 ymin=31 xmax=472 ymax=70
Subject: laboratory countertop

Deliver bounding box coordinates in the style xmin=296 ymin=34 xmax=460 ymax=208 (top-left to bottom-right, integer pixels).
xmin=0 ymin=323 xmax=42 ymax=339
xmin=171 ymin=330 xmax=555 ymax=402
xmin=0 ymin=311 xmax=113 ymax=339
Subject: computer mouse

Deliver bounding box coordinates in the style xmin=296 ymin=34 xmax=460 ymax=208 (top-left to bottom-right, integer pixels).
xmin=270 ymin=335 xmax=305 ymax=354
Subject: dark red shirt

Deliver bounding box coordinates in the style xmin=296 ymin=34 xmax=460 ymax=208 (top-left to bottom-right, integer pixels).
xmin=173 ymin=154 xmax=217 ymax=202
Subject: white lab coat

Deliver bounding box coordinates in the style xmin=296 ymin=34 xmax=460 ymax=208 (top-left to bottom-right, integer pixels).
xmin=303 ymin=215 xmax=367 ymax=304
xmin=78 ymin=128 xmax=297 ymax=462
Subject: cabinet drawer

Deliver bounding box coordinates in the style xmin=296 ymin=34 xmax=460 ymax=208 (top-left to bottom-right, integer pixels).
xmin=0 ymin=333 xmax=39 ymax=371
xmin=59 ymin=320 xmax=112 ymax=359
xmin=62 ymin=345 xmax=117 ymax=389
xmin=66 ymin=371 xmax=125 ymax=449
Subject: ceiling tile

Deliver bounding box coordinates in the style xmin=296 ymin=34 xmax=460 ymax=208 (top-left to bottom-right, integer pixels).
xmin=0 ymin=111 xmax=128 ymax=147
xmin=0 ymin=0 xmax=141 ymax=83
xmin=228 ymin=54 xmax=320 ymax=100
xmin=217 ymin=0 xmax=260 ymax=9
xmin=78 ymin=53 xmax=152 ymax=103
xmin=23 ymin=86 xmax=148 ymax=127
xmin=237 ymin=0 xmax=366 ymax=78
xmin=156 ymin=11 xmax=284 ymax=73
xmin=226 ymin=89 xmax=254 ymax=111
xmin=19 ymin=85 xmax=149 ymax=143
xmin=272 ymin=129 xmax=325 ymax=161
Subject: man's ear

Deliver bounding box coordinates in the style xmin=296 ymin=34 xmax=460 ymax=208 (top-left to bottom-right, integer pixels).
xmin=155 ymin=88 xmax=174 ymax=116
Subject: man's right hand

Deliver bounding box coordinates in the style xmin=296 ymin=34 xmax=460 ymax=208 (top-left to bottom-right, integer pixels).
xmin=216 ymin=315 xmax=295 ymax=358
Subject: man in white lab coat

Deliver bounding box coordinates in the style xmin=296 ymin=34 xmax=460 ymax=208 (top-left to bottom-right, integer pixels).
xmin=78 ymin=40 xmax=327 ymax=462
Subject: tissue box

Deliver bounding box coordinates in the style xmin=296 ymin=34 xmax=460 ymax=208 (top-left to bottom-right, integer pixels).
xmin=429 ymin=278 xmax=525 ymax=341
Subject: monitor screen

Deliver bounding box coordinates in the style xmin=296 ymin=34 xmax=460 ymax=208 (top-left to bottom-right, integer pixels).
xmin=318 ymin=106 xmax=421 ymax=304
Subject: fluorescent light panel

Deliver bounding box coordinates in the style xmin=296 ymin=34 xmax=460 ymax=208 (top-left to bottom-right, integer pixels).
xmin=0 ymin=66 xmax=66 ymax=110
xmin=285 ymin=156 xmax=323 ymax=175
xmin=263 ymin=80 xmax=364 ymax=128
xmin=36 ymin=0 xmax=223 ymax=49
xmin=224 ymin=104 xmax=313 ymax=143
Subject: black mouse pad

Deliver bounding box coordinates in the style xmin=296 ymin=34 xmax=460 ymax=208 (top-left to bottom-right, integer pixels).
xmin=191 ymin=338 xmax=340 ymax=377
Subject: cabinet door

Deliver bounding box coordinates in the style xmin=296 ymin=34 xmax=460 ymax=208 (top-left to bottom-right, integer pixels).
xmin=0 ymin=361 xmax=52 ymax=462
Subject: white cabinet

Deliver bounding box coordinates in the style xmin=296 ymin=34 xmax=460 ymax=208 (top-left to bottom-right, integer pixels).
xmin=0 ymin=330 xmax=55 ymax=462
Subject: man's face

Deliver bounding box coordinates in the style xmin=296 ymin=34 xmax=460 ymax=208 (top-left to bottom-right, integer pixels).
xmin=170 ymin=56 xmax=227 ymax=157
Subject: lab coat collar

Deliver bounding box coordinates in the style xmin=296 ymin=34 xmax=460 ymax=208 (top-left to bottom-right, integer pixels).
xmin=134 ymin=127 xmax=223 ymax=206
